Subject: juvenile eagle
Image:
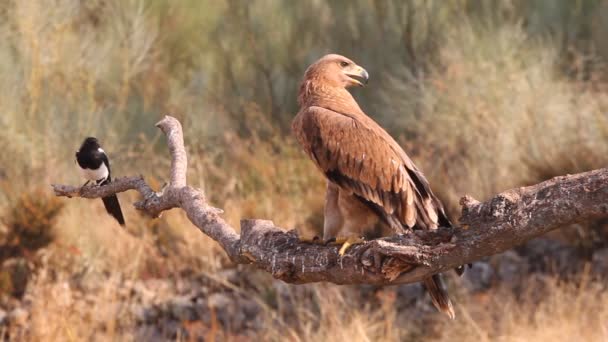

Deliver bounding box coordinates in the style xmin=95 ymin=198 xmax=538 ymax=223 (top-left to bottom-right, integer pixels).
xmin=292 ymin=54 xmax=458 ymax=319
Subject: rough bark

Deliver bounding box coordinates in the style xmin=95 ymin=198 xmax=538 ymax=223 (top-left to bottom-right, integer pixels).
xmin=52 ymin=116 xmax=608 ymax=285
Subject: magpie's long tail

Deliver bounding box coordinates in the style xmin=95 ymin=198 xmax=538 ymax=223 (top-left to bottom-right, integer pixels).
xmin=99 ymin=177 xmax=125 ymax=226
xmin=101 ymin=195 xmax=125 ymax=226
xmin=423 ymin=274 xmax=455 ymax=319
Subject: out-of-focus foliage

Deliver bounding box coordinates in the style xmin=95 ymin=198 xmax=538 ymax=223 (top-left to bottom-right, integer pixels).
xmin=2 ymin=188 xmax=63 ymax=251
xmin=2 ymin=0 xmax=608 ymax=204
xmin=1 ymin=0 xmax=608 ymax=340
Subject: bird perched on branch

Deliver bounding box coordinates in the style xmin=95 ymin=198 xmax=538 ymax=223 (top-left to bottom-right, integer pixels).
xmin=292 ymin=54 xmax=461 ymax=319
xmin=75 ymin=137 xmax=125 ymax=226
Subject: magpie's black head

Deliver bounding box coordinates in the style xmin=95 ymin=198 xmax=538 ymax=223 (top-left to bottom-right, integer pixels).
xmin=76 ymin=136 xmax=108 ymax=171
xmin=79 ymin=137 xmax=101 ymax=152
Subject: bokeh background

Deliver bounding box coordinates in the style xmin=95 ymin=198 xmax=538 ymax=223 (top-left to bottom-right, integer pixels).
xmin=1 ymin=0 xmax=608 ymax=340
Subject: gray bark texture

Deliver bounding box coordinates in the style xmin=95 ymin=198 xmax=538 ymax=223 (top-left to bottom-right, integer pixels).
xmin=52 ymin=116 xmax=608 ymax=285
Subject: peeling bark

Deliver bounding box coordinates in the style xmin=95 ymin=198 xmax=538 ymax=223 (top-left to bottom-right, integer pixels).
xmin=52 ymin=116 xmax=608 ymax=285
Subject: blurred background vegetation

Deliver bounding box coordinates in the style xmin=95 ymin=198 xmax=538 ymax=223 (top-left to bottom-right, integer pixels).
xmin=1 ymin=0 xmax=608 ymax=340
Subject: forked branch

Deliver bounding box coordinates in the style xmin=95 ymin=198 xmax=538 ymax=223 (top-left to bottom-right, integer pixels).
xmin=52 ymin=116 xmax=608 ymax=285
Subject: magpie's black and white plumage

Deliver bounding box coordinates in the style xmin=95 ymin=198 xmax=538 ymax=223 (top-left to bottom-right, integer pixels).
xmin=75 ymin=137 xmax=125 ymax=226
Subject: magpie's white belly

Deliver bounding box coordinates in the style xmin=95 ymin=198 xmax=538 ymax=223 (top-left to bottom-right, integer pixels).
xmin=81 ymin=163 xmax=109 ymax=181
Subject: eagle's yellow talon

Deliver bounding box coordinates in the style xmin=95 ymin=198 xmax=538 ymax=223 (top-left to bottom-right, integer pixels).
xmin=337 ymin=236 xmax=365 ymax=256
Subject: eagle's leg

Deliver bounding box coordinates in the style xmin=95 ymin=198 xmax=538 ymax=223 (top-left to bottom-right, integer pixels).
xmin=322 ymin=181 xmax=344 ymax=241
xmin=331 ymin=187 xmax=378 ymax=255
xmin=298 ymin=181 xmax=339 ymax=244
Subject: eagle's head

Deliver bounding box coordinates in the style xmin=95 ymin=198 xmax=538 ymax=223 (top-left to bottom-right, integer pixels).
xmin=303 ymin=54 xmax=369 ymax=89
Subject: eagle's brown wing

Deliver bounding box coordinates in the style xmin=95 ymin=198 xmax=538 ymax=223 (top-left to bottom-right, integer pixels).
xmin=292 ymin=106 xmax=450 ymax=231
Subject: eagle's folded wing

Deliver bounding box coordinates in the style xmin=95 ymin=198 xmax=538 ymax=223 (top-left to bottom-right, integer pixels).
xmin=293 ymin=106 xmax=446 ymax=231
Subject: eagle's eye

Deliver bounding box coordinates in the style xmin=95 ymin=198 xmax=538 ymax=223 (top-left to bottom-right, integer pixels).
xmin=339 ymin=61 xmax=349 ymax=67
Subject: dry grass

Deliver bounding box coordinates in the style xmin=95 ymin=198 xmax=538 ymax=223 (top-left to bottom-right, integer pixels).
xmin=1 ymin=0 xmax=608 ymax=341
xmin=381 ymin=22 xmax=608 ymax=215
xmin=12 ymin=272 xmax=608 ymax=341
xmin=437 ymin=272 xmax=608 ymax=342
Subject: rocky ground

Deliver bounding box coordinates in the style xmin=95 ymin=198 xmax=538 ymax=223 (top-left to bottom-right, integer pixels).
xmin=0 ymin=237 xmax=607 ymax=340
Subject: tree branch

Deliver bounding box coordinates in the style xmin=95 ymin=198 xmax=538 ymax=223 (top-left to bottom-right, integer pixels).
xmin=51 ymin=116 xmax=608 ymax=285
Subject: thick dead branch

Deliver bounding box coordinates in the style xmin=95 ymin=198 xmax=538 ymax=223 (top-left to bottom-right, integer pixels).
xmin=52 ymin=116 xmax=608 ymax=285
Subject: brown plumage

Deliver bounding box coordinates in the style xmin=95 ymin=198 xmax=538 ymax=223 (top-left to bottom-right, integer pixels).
xmin=292 ymin=54 xmax=456 ymax=319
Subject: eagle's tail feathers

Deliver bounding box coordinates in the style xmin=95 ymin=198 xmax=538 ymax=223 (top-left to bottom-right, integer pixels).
xmin=423 ymin=274 xmax=455 ymax=319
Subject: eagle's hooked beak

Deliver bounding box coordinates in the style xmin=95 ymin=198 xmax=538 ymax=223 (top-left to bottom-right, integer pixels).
xmin=345 ymin=65 xmax=369 ymax=87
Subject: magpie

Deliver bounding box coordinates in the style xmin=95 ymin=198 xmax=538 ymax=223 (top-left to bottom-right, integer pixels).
xmin=75 ymin=137 xmax=125 ymax=226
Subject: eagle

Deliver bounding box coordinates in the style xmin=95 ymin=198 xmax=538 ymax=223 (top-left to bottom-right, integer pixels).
xmin=292 ymin=54 xmax=460 ymax=319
